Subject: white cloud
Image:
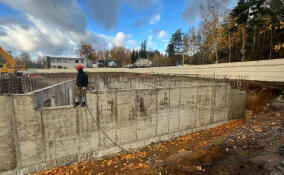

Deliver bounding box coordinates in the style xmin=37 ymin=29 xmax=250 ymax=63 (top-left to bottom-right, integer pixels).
xmin=0 ymin=0 xmax=87 ymax=33
xmin=0 ymin=0 xmax=141 ymax=57
xmin=150 ymin=14 xmax=160 ymax=25
xmin=0 ymin=15 xmax=125 ymax=57
xmin=111 ymin=32 xmax=137 ymax=48
xmin=0 ymin=15 xmax=74 ymax=56
xmin=147 ymin=35 xmax=157 ymax=49
xmin=113 ymin=32 xmax=126 ymax=47
xmin=157 ymin=30 xmax=168 ymax=39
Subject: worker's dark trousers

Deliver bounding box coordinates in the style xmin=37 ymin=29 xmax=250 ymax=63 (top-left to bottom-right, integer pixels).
xmin=75 ymin=86 xmax=86 ymax=104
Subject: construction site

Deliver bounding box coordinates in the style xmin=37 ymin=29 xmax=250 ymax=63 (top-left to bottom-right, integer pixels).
xmin=0 ymin=0 xmax=284 ymax=174
xmin=0 ymin=58 xmax=283 ymax=175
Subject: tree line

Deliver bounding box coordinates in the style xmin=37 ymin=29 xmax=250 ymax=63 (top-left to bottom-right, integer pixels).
xmin=166 ymin=0 xmax=284 ymax=65
xmin=78 ymin=0 xmax=284 ymax=67
xmin=77 ymin=40 xmax=172 ymax=67
xmin=0 ymin=52 xmax=47 ymax=69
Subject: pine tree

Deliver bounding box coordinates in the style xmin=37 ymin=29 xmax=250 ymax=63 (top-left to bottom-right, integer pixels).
xmin=166 ymin=29 xmax=184 ymax=64
xmin=131 ymin=50 xmax=136 ymax=64
xmin=139 ymin=40 xmax=147 ymax=58
xmin=171 ymin=29 xmax=184 ymax=55
xmin=231 ymin=0 xmax=266 ymax=61
xmin=166 ymin=43 xmax=175 ymax=57
xmin=135 ymin=50 xmax=138 ymax=61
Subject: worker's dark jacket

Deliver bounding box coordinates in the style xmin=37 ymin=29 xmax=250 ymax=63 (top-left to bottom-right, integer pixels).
xmin=76 ymin=69 xmax=88 ymax=87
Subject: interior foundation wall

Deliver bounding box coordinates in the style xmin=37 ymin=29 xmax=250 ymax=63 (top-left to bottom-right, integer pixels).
xmin=28 ymin=73 xmax=215 ymax=90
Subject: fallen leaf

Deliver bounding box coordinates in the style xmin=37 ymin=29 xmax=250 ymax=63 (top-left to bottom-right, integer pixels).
xmin=178 ymin=149 xmax=186 ymax=153
xmin=255 ymin=129 xmax=263 ymax=133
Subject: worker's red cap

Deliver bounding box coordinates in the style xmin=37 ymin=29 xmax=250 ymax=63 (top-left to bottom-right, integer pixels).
xmin=76 ymin=65 xmax=82 ymax=70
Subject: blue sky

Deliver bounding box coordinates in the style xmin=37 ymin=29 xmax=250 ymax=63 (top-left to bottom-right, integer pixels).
xmin=0 ymin=0 xmax=237 ymax=58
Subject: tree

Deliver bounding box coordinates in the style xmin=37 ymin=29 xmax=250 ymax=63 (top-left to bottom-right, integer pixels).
xmin=152 ymin=52 xmax=160 ymax=67
xmin=35 ymin=56 xmax=47 ymax=68
xmin=166 ymin=29 xmax=184 ymax=65
xmin=19 ymin=52 xmax=33 ymax=68
xmin=110 ymin=47 xmax=131 ymax=67
xmin=166 ymin=43 xmax=175 ymax=57
xmin=139 ymin=40 xmax=147 ymax=58
xmin=183 ymin=33 xmax=190 ymax=65
xmin=135 ymin=50 xmax=139 ymax=61
xmin=163 ymin=0 xmax=283 ymax=64
xmin=171 ymin=29 xmax=184 ymax=56
xmin=76 ymin=42 xmax=96 ymax=61
xmin=131 ymin=50 xmax=137 ymax=64
xmin=231 ymin=0 xmax=267 ymax=61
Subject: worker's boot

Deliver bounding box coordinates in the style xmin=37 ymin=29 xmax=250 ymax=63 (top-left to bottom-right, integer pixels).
xmin=73 ymin=102 xmax=79 ymax=107
xmin=81 ymin=102 xmax=86 ymax=107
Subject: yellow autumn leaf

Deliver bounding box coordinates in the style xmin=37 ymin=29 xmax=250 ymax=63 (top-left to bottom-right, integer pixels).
xmin=107 ymin=160 xmax=113 ymax=166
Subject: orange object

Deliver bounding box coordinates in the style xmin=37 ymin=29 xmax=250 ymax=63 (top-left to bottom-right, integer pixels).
xmin=0 ymin=46 xmax=25 ymax=74
xmin=76 ymin=64 xmax=83 ymax=70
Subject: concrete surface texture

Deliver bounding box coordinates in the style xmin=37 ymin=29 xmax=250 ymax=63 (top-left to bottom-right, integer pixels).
xmin=25 ymin=58 xmax=284 ymax=82
xmin=27 ymin=73 xmax=219 ymax=109
xmin=27 ymin=80 xmax=76 ymax=109
xmin=0 ymin=96 xmax=16 ymax=172
xmin=27 ymin=72 xmax=223 ymax=90
xmin=0 ymin=75 xmax=246 ymax=175
xmin=28 ymin=75 xmax=203 ymax=108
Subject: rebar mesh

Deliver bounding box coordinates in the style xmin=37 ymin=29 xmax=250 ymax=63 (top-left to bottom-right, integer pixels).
xmin=0 ymin=76 xmax=43 ymax=95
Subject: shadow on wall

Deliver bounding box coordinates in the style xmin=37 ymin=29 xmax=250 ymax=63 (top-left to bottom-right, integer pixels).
xmin=28 ymin=79 xmax=76 ymax=108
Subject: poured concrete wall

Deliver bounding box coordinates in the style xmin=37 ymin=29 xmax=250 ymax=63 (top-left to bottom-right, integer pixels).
xmin=0 ymin=82 xmax=246 ymax=175
xmin=29 ymin=72 xmax=219 ymax=91
xmin=0 ymin=96 xmax=16 ymax=172
xmin=29 ymin=80 xmax=75 ymax=108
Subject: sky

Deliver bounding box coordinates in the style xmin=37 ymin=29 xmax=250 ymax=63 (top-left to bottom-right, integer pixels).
xmin=0 ymin=0 xmax=238 ymax=58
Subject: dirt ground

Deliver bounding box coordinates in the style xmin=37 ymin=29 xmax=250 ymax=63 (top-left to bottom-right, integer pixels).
xmin=32 ymin=88 xmax=284 ymax=175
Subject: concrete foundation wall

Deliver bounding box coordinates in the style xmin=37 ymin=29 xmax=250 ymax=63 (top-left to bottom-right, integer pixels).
xmin=0 ymin=96 xmax=16 ymax=172
xmin=0 ymin=82 xmax=246 ymax=175
xmin=28 ymin=80 xmax=75 ymax=108
xmin=27 ymin=73 xmax=209 ymax=90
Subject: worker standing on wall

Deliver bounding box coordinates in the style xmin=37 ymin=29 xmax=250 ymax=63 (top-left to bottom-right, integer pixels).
xmin=74 ymin=65 xmax=88 ymax=107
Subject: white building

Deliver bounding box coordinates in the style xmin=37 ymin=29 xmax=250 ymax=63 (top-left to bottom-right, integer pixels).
xmin=135 ymin=58 xmax=152 ymax=67
xmin=107 ymin=61 xmax=117 ymax=67
xmin=46 ymin=56 xmax=93 ymax=69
